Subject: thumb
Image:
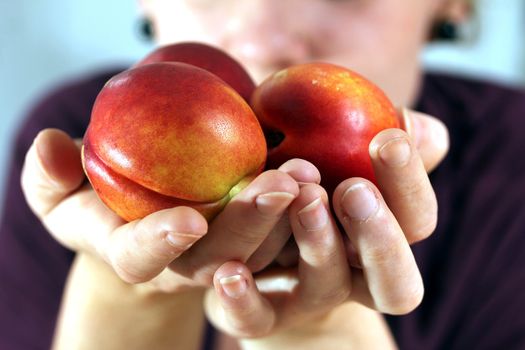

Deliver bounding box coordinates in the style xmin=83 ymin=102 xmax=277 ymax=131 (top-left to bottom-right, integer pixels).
xmin=21 ymin=128 xmax=85 ymax=219
xmin=400 ymin=108 xmax=450 ymax=172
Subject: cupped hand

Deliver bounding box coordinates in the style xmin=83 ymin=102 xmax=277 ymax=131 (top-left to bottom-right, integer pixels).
xmin=20 ymin=129 xmax=319 ymax=294
xmin=203 ymin=109 xmax=449 ymax=341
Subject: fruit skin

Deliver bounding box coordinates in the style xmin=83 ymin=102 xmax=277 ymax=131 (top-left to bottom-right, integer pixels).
xmin=136 ymin=42 xmax=255 ymax=102
xmin=82 ymin=62 xmax=266 ymax=222
xmin=251 ymin=62 xmax=399 ymax=195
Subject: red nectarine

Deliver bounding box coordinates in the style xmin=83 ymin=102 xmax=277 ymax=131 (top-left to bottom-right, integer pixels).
xmin=251 ymin=63 xmax=399 ymax=195
xmin=83 ymin=62 xmax=266 ymax=221
xmin=136 ymin=42 xmax=255 ymax=102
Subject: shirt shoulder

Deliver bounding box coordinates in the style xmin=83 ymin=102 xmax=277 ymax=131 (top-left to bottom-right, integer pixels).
xmin=420 ymin=73 xmax=525 ymax=183
xmin=14 ymin=67 xmax=123 ymax=159
xmin=421 ymin=72 xmax=525 ymax=127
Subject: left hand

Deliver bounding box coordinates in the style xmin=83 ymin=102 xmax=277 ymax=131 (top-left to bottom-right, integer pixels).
xmin=203 ymin=109 xmax=448 ymax=343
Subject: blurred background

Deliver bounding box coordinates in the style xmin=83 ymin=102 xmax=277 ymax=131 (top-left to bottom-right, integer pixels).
xmin=0 ymin=0 xmax=524 ymax=213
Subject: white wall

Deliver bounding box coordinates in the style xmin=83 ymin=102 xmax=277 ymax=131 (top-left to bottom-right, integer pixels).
xmin=423 ymin=0 xmax=525 ymax=86
xmin=0 ymin=0 xmax=152 ymax=211
xmin=1 ymin=0 xmax=524 ymax=211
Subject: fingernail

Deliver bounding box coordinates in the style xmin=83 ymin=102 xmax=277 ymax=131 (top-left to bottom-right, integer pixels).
xmin=219 ymin=274 xmax=247 ymax=299
xmin=255 ymin=192 xmax=295 ymax=216
xmin=165 ymin=232 xmax=202 ymax=251
xmin=297 ymin=197 xmax=328 ymax=231
xmin=378 ymin=137 xmax=411 ymax=167
xmin=341 ymin=183 xmax=379 ymax=221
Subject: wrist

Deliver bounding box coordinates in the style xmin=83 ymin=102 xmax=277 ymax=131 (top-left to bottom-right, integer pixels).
xmin=53 ymin=254 xmax=206 ymax=350
xmin=239 ymin=302 xmax=397 ymax=350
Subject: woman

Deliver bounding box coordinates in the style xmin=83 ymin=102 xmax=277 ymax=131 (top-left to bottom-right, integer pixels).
xmin=1 ymin=0 xmax=524 ymax=349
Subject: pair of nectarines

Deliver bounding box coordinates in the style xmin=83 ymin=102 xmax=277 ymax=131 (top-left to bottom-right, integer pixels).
xmin=82 ymin=43 xmax=398 ymax=222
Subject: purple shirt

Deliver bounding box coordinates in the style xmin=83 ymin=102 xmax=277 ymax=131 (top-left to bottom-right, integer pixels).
xmin=1 ymin=69 xmax=525 ymax=349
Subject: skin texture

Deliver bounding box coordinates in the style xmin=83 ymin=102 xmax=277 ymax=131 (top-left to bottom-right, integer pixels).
xmin=251 ymin=62 xmax=400 ymax=192
xmin=19 ymin=0 xmax=466 ymax=349
xmin=83 ymin=62 xmax=266 ymax=221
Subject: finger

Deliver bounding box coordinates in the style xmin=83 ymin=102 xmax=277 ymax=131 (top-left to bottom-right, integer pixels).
xmin=246 ymin=159 xmax=321 ymax=272
xmin=107 ymin=207 xmax=208 ymax=284
xmin=43 ymin=182 xmax=209 ymax=284
xmin=205 ymin=261 xmax=276 ymax=338
xmin=400 ymin=108 xmax=449 ymax=172
xmin=42 ymin=184 xmax=124 ymax=252
xmin=25 ymin=130 xmax=210 ymax=286
xmin=245 ymin=214 xmax=291 ymax=272
xmin=289 ymin=184 xmax=351 ymax=313
xmin=171 ymin=170 xmax=299 ymax=284
xmin=333 ymin=179 xmax=424 ymax=315
xmin=277 ymin=158 xmax=321 ymax=185
xmin=21 ymin=129 xmax=84 ymax=218
xmin=369 ymin=128 xmax=437 ymax=243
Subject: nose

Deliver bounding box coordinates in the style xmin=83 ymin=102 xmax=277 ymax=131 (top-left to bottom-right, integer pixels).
xmin=220 ymin=1 xmax=312 ymax=77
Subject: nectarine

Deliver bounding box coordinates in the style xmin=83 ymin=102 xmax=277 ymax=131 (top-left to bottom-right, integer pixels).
xmin=83 ymin=62 xmax=266 ymax=221
xmin=251 ymin=63 xmax=399 ymax=195
xmin=136 ymin=42 xmax=255 ymax=102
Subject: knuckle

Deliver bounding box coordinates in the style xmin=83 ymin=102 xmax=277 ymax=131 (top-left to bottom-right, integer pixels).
xmin=148 ymin=231 xmax=194 ymax=260
xmin=361 ymin=240 xmax=397 ymax=267
xmin=398 ymin=175 xmax=430 ymax=201
xmin=299 ymin=230 xmax=338 ymax=266
xmin=113 ymin=260 xmax=146 ymax=284
xmin=165 ymin=232 xmax=201 ymax=252
xmin=301 ymin=287 xmax=351 ymax=311
xmin=109 ymin=247 xmax=148 ymax=284
xmin=133 ymin=221 xmax=184 ymax=259
xmin=302 ymin=244 xmax=338 ymax=267
xmin=227 ymin=222 xmax=266 ymax=247
xmin=135 ymin=214 xmax=201 ymax=259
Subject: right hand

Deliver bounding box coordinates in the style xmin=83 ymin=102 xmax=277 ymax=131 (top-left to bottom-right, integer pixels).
xmin=20 ymin=129 xmax=320 ymax=294
xmin=202 ymin=109 xmax=450 ymax=341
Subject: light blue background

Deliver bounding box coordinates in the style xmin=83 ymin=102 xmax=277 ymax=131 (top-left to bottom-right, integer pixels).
xmin=1 ymin=0 xmax=524 ymax=212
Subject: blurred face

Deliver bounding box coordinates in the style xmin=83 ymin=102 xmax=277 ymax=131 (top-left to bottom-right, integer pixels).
xmin=142 ymin=0 xmax=448 ymax=106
